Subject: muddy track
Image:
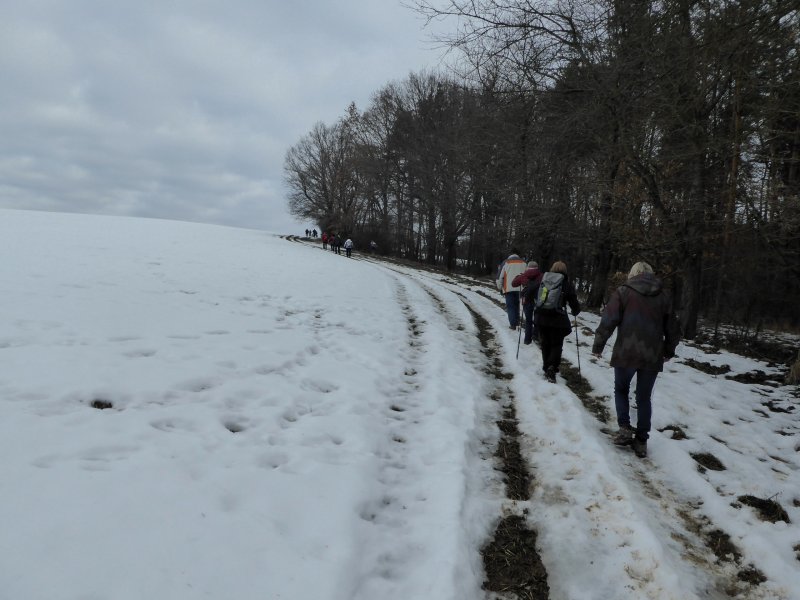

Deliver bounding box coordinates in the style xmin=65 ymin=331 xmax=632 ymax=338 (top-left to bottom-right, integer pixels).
xmin=384 ymin=269 xmax=551 ymax=599
xmin=460 ymin=298 xmax=549 ymax=600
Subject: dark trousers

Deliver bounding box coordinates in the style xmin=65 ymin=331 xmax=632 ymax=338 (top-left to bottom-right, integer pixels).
xmin=539 ymin=326 xmax=568 ymax=372
xmin=614 ymin=367 xmax=659 ymax=440
xmin=522 ymin=302 xmax=538 ymax=343
xmin=504 ymin=291 xmax=521 ymax=328
xmin=346 ymin=247 xmax=352 ymax=258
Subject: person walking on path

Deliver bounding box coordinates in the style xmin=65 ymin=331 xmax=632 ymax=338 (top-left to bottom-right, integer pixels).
xmin=534 ymin=261 xmax=581 ymax=382
xmin=512 ymin=260 xmax=543 ymax=345
xmin=321 ymin=232 xmax=328 ymax=250
xmin=329 ymin=233 xmax=337 ymax=252
xmin=344 ymin=237 xmax=354 ymax=258
xmin=592 ymin=261 xmax=681 ymax=458
xmin=496 ymin=250 xmax=528 ymax=330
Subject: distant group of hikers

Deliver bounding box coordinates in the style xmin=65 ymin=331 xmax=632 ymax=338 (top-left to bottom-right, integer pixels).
xmin=318 ymin=231 xmax=378 ymax=259
xmin=496 ymin=249 xmax=680 ymax=458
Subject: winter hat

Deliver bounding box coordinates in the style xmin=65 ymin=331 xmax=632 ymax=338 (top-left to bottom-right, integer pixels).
xmin=527 ymin=261 xmax=539 ymax=268
xmin=628 ymin=261 xmax=654 ymax=279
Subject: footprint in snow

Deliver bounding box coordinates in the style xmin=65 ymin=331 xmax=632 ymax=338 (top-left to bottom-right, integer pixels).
xmin=299 ymin=378 xmax=339 ymax=394
xmin=151 ymin=418 xmax=197 ymax=433
xmin=123 ymin=349 xmax=157 ymax=358
xmin=108 ymin=335 xmax=141 ymax=342
xmin=258 ymin=451 xmax=290 ymax=469
xmin=176 ymin=378 xmax=219 ymax=393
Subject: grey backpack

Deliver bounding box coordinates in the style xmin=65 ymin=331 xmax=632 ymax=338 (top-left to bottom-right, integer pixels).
xmin=534 ymin=272 xmax=566 ymax=313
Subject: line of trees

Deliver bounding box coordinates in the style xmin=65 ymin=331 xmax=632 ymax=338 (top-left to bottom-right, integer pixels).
xmin=285 ymin=0 xmax=799 ymax=339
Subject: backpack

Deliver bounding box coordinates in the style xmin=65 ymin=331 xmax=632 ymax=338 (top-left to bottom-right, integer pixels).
xmin=534 ymin=272 xmax=566 ymax=313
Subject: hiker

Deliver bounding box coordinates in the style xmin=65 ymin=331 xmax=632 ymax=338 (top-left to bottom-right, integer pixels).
xmin=534 ymin=261 xmax=581 ymax=382
xmin=305 ymin=229 xmax=310 ymax=237
xmin=312 ymin=229 xmax=317 ymax=238
xmin=334 ymin=235 xmax=342 ymax=255
xmin=512 ymin=260 xmax=543 ymax=345
xmin=344 ymin=237 xmax=353 ymax=258
xmin=592 ymin=261 xmax=681 ymax=458
xmin=321 ymin=232 xmax=328 ymax=250
xmin=496 ymin=249 xmax=528 ymax=330
xmin=329 ymin=233 xmax=337 ymax=252
xmin=369 ymin=240 xmax=378 ymax=254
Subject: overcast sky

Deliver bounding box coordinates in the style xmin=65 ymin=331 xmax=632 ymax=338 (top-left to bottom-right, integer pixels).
xmin=0 ymin=1 xmax=450 ymax=233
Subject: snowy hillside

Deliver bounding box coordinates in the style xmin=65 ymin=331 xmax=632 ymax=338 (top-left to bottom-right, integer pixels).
xmin=1 ymin=208 xmax=798 ymax=600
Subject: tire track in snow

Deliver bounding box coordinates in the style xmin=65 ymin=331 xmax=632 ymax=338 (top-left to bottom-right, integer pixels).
xmin=346 ymin=279 xmax=429 ymax=600
xmin=388 ymin=271 xmax=551 ymax=599
xmin=346 ymin=275 xmax=503 ymax=599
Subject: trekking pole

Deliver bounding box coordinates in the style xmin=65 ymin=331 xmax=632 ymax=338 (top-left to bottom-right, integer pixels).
xmin=516 ymin=287 xmax=523 ymax=360
xmin=574 ymin=315 xmax=581 ymax=375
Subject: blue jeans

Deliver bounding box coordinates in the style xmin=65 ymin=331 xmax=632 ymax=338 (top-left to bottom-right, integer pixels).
xmin=504 ymin=291 xmax=521 ymax=328
xmin=522 ymin=302 xmax=537 ymax=343
xmin=614 ymin=367 xmax=659 ymax=440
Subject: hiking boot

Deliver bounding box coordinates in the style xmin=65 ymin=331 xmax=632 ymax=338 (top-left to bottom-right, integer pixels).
xmin=632 ymin=437 xmax=648 ymax=458
xmin=545 ymin=366 xmax=556 ymax=383
xmin=613 ymin=425 xmax=635 ymax=446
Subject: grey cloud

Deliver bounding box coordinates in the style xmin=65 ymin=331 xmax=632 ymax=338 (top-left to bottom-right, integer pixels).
xmin=0 ymin=1 xmax=446 ymax=233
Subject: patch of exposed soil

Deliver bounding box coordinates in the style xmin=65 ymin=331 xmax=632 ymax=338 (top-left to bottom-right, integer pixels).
xmin=704 ymin=528 xmax=742 ymax=563
xmin=682 ymin=358 xmax=731 ymax=375
xmin=725 ymin=370 xmax=779 ymax=385
xmin=659 ymin=424 xmax=688 ymax=440
xmin=737 ymin=565 xmax=767 ymax=585
xmin=559 ymin=363 xmax=611 ymax=423
xmin=482 ymin=514 xmax=550 ymax=600
xmin=90 ymin=399 xmax=114 ymax=410
xmin=736 ymin=495 xmax=791 ymax=524
xmin=762 ymin=400 xmax=795 ymax=414
xmin=691 ymin=452 xmax=726 ymax=471
xmin=497 ymin=407 xmax=532 ymax=501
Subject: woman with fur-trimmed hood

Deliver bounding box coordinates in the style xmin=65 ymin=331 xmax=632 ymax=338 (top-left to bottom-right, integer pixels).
xmin=592 ymin=261 xmax=681 ymax=458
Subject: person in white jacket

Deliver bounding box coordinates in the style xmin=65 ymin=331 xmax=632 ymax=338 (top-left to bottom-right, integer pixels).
xmin=495 ymin=249 xmax=527 ymax=329
xmin=344 ymin=238 xmax=354 ymax=258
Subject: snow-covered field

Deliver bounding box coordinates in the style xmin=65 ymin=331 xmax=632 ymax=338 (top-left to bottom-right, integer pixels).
xmin=1 ymin=208 xmax=798 ymax=600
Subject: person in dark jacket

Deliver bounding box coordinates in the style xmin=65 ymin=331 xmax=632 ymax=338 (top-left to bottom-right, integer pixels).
xmin=512 ymin=260 xmax=543 ymax=345
xmin=534 ymin=261 xmax=581 ymax=382
xmin=592 ymin=261 xmax=681 ymax=458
